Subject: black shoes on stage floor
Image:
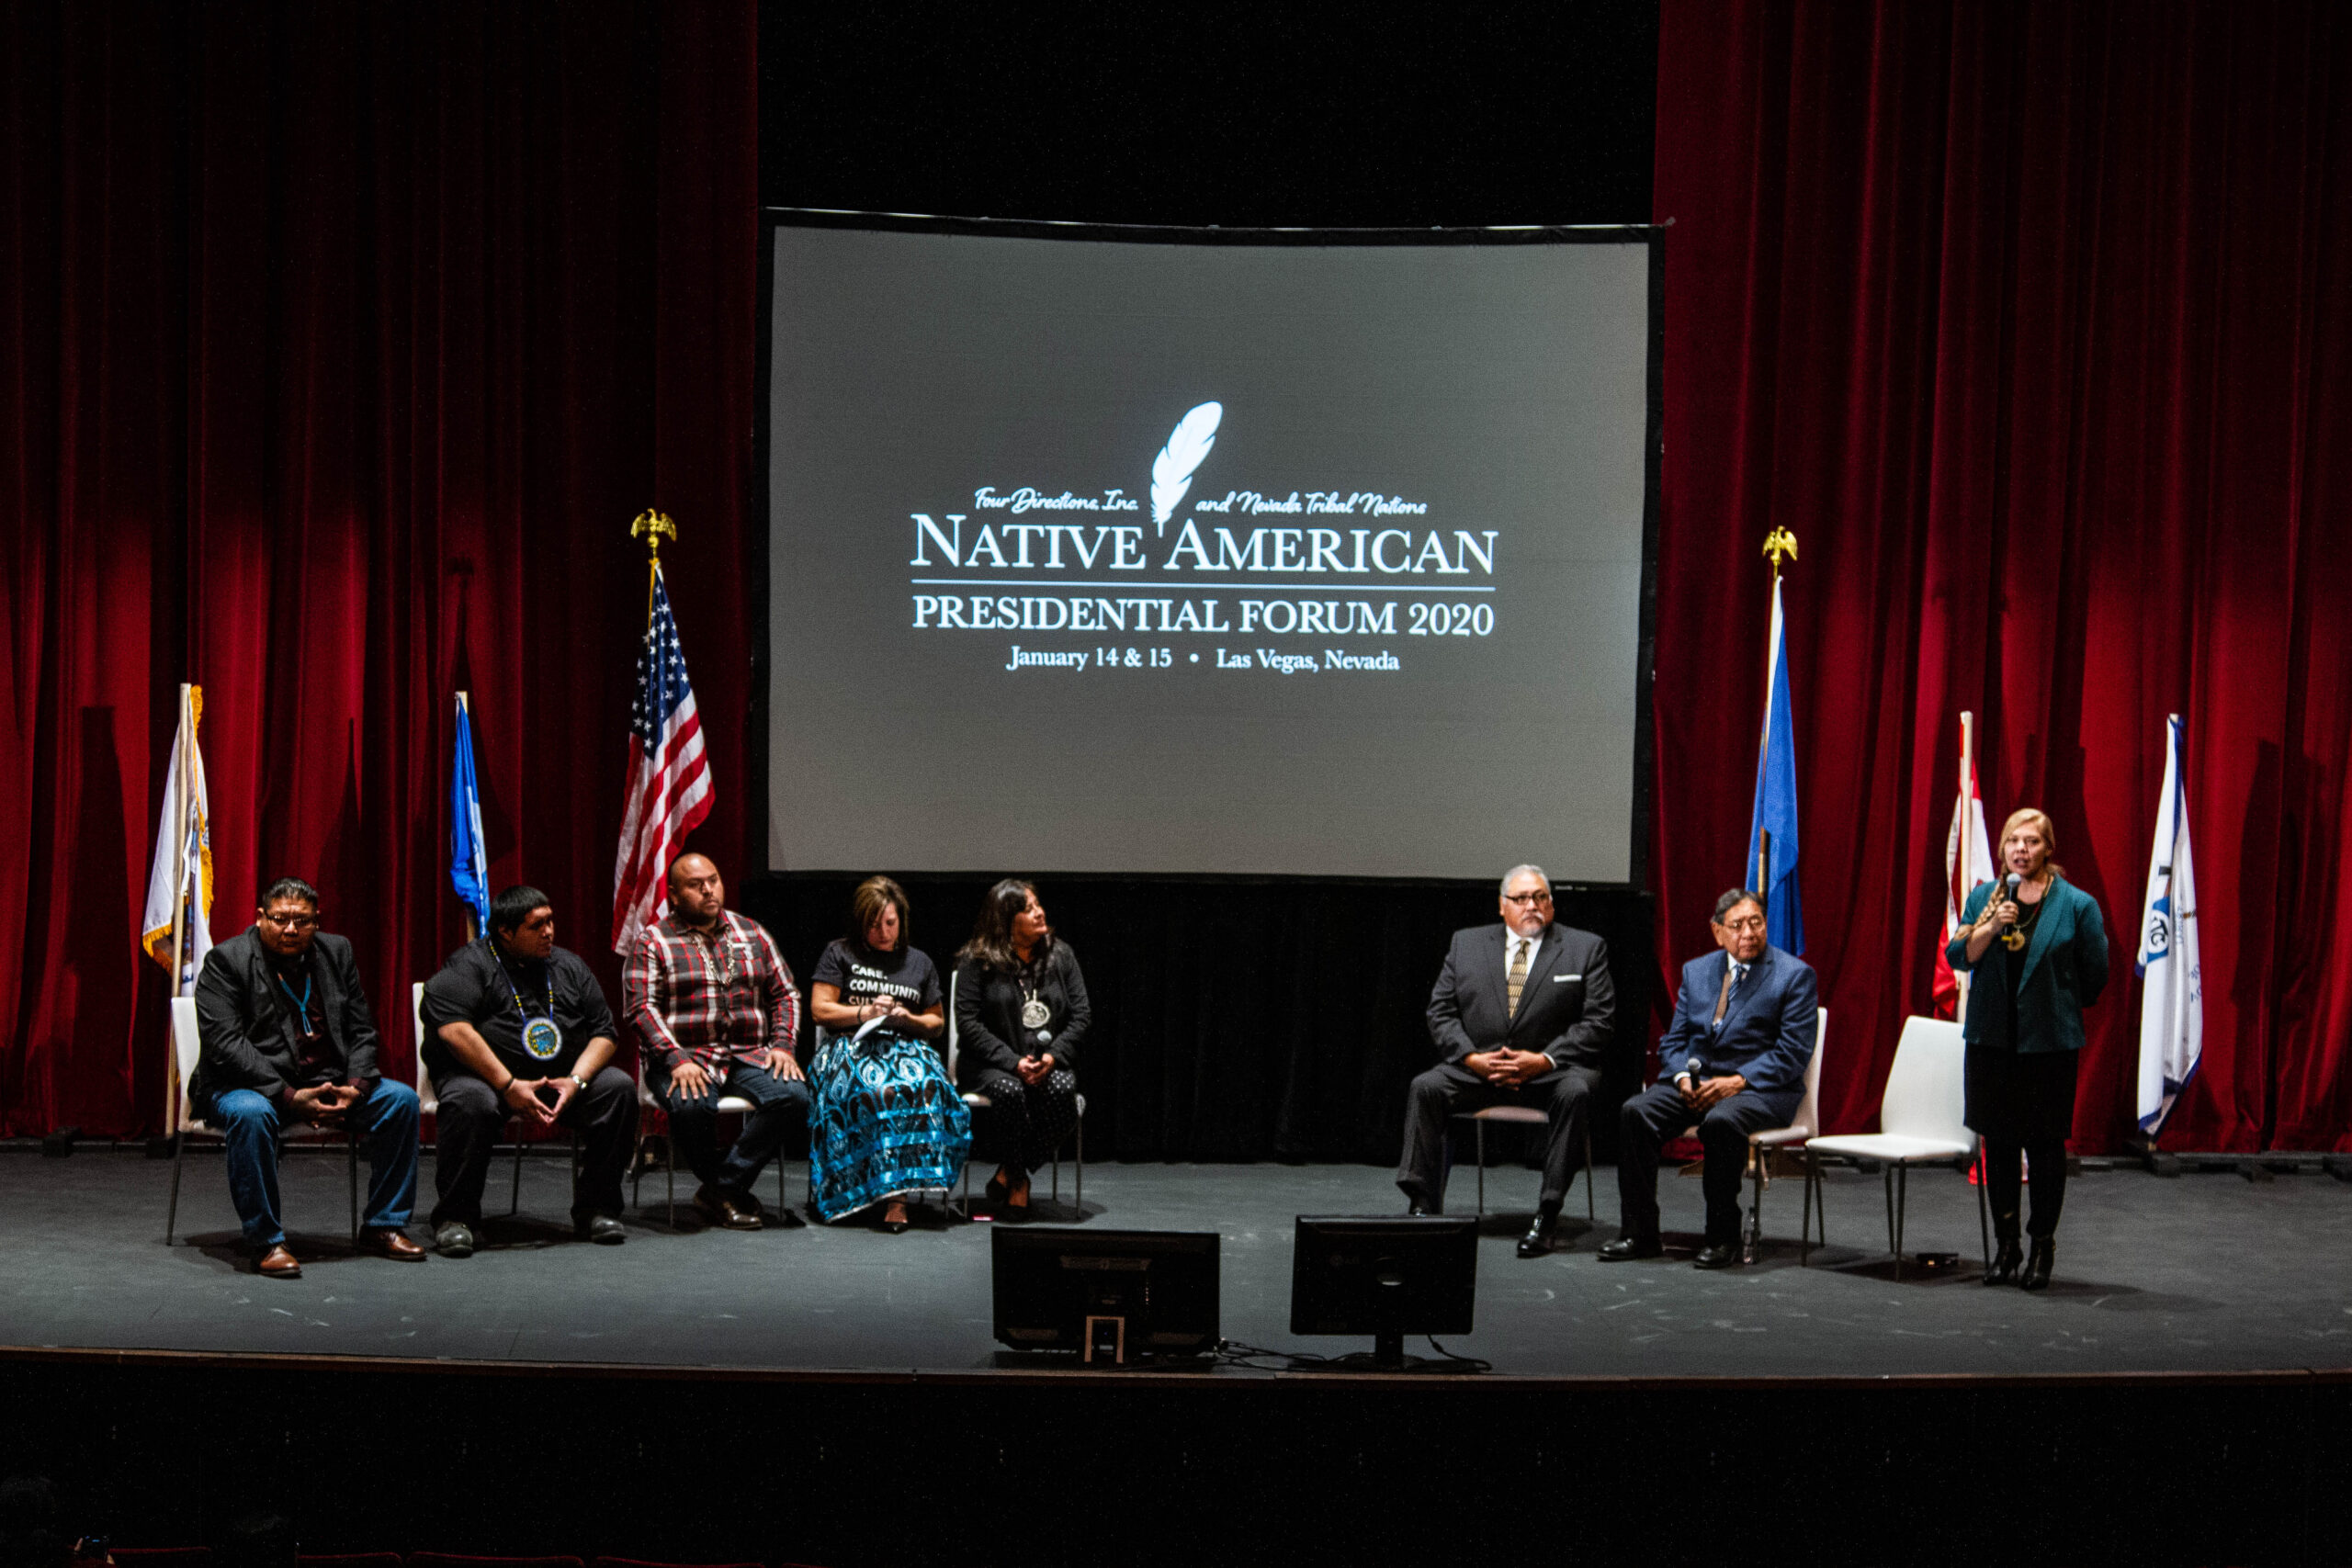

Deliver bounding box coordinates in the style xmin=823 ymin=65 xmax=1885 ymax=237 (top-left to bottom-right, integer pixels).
xmin=1691 ymin=1241 xmax=1740 ymax=1269
xmin=574 ymin=1214 xmax=627 ymax=1245
xmin=1516 ymin=1207 xmax=1560 ymax=1258
xmin=1596 ymin=1235 xmax=1663 ymax=1261
xmin=434 ymin=1220 xmax=475 ymax=1258
xmin=1984 ymin=1234 xmax=2054 ymax=1289
xmin=2020 ymin=1236 xmax=2055 ymax=1291
xmin=1984 ymin=1237 xmax=2023 ymax=1286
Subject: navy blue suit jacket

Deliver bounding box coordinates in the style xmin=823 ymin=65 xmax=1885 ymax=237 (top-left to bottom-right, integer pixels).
xmin=1654 ymin=943 xmax=1817 ymax=1122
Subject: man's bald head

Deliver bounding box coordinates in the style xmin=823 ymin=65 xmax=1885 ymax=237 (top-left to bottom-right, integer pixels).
xmin=667 ymin=852 xmax=725 ymax=930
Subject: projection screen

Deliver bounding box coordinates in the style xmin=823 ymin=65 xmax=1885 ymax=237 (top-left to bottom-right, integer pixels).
xmin=764 ymin=220 xmax=1657 ymax=882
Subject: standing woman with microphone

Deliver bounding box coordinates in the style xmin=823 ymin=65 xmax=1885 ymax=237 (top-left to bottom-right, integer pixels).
xmin=1948 ymin=807 xmax=2110 ymax=1290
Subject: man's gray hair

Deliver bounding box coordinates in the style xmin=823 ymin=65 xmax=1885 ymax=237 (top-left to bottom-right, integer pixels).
xmin=1499 ymin=864 xmax=1551 ymax=894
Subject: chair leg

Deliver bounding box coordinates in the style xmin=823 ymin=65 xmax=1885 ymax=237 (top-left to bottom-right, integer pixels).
xmin=1974 ymin=1142 xmax=1991 ymax=1269
xmin=165 ymin=1132 xmax=187 ymax=1245
xmin=1475 ymin=1119 xmax=1487 ymax=1219
xmin=1052 ymin=1151 xmax=1060 ymax=1204
xmin=666 ymin=1134 xmax=677 ymax=1228
xmin=510 ymin=1127 xmax=524 ymax=1215
xmin=1800 ymin=1148 xmax=1814 ymax=1265
xmin=1583 ymin=1121 xmax=1595 ymax=1224
xmin=1075 ymin=1114 xmax=1083 ymax=1213
xmin=1894 ymin=1162 xmax=1909 ymax=1280
xmin=348 ymin=1131 xmax=361 ymax=1242
xmin=1743 ymin=1145 xmax=1763 ymax=1265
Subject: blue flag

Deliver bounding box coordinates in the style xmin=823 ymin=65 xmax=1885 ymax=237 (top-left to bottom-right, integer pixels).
xmin=450 ymin=692 xmax=491 ymax=933
xmin=1746 ymin=578 xmax=1804 ymax=953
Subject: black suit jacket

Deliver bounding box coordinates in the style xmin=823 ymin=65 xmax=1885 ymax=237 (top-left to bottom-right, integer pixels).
xmin=190 ymin=926 xmax=381 ymax=1108
xmin=1426 ymin=922 xmax=1614 ymax=1072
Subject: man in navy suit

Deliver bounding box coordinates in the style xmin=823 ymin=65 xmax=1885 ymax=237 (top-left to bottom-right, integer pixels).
xmin=1600 ymin=887 xmax=1817 ymax=1269
xmin=1397 ymin=864 xmax=1616 ymax=1258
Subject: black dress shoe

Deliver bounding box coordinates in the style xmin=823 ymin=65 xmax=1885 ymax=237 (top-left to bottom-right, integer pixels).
xmin=573 ymin=1213 xmax=627 ymax=1246
xmin=1596 ymin=1235 xmax=1662 ymax=1261
xmin=1692 ymin=1241 xmax=1740 ymax=1269
xmin=433 ymin=1220 xmax=475 ymax=1258
xmin=1515 ymin=1208 xmax=1561 ymax=1258
xmin=1984 ymin=1237 xmax=2023 ymax=1286
xmin=2019 ymin=1235 xmax=2055 ymax=1291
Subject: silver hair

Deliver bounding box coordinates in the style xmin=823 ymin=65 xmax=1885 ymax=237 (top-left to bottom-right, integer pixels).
xmin=1499 ymin=864 xmax=1551 ymax=894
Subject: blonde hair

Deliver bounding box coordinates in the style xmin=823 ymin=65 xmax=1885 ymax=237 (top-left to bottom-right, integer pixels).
xmin=1997 ymin=807 xmax=2065 ymax=880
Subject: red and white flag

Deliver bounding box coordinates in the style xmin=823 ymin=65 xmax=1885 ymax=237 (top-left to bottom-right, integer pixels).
xmin=611 ymin=567 xmax=711 ymax=953
xmin=1933 ymin=711 xmax=1994 ymax=1021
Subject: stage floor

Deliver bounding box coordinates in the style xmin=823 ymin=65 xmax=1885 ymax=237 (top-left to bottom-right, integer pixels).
xmin=5 ymin=1147 xmax=2350 ymax=1379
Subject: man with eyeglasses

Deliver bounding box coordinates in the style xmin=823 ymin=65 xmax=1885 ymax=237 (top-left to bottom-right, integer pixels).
xmin=1600 ymin=887 xmax=1818 ymax=1269
xmin=1397 ymin=864 xmax=1617 ymax=1258
xmin=190 ymin=876 xmax=424 ymax=1277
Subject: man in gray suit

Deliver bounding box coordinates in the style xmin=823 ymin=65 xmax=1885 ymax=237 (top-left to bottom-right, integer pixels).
xmin=1396 ymin=864 xmax=1617 ymax=1257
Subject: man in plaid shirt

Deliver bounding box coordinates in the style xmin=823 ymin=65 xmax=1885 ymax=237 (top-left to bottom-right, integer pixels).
xmin=623 ymin=852 xmax=809 ymax=1230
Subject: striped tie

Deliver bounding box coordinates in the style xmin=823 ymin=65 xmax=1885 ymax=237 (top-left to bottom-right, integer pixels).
xmin=1507 ymin=938 xmax=1530 ymax=1015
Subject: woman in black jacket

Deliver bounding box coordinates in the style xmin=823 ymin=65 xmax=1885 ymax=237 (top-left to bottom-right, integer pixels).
xmin=954 ymin=879 xmax=1089 ymax=1220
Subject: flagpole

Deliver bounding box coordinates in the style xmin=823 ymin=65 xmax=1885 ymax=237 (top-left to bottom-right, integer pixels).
xmin=164 ymin=682 xmax=193 ymax=1135
xmin=1956 ymin=710 xmax=1976 ymax=1028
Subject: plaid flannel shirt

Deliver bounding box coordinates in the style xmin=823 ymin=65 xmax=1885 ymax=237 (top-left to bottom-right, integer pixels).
xmin=623 ymin=910 xmax=802 ymax=1074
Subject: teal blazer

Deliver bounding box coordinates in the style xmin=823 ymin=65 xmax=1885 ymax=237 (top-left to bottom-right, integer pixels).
xmin=1945 ymin=875 xmax=2110 ymax=1054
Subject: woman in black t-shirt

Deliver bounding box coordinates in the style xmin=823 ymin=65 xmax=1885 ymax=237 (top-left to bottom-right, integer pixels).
xmin=806 ymin=876 xmax=969 ymax=1230
xmin=953 ymin=878 xmax=1089 ymax=1221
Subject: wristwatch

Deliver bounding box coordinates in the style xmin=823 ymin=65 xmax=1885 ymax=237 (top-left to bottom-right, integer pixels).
xmin=567 ymin=1074 xmax=590 ymax=1092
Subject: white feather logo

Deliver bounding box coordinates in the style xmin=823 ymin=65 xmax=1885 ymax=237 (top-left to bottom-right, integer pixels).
xmin=1150 ymin=401 xmax=1223 ymax=536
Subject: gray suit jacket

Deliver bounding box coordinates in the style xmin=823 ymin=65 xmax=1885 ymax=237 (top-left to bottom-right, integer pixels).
xmin=1426 ymin=921 xmax=1615 ymax=1072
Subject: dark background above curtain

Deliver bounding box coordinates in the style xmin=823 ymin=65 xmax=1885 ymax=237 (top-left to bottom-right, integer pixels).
xmin=8 ymin=2 xmax=2352 ymax=1159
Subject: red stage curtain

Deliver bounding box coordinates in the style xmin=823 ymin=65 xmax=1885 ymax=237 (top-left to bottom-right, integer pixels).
xmin=1653 ymin=0 xmax=2352 ymax=1150
xmin=0 ymin=3 xmax=756 ymax=1136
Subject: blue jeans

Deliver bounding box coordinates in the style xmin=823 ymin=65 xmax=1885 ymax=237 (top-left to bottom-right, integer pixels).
xmin=208 ymin=1079 xmax=420 ymax=1247
xmin=652 ymin=1056 xmax=810 ymax=1200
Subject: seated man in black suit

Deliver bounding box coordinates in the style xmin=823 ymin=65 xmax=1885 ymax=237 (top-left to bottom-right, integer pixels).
xmin=1600 ymin=887 xmax=1818 ymax=1269
xmin=1397 ymin=864 xmax=1617 ymax=1258
xmin=420 ymin=883 xmax=638 ymax=1256
xmin=190 ymin=875 xmax=424 ymax=1278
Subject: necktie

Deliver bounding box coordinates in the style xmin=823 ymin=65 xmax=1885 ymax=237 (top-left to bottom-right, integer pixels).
xmin=1506 ymin=938 xmax=1530 ymax=1015
xmin=1711 ymin=961 xmax=1748 ymax=1032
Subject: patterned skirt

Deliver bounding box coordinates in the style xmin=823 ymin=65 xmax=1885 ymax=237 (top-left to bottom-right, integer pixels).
xmin=808 ymin=1032 xmax=973 ymax=1222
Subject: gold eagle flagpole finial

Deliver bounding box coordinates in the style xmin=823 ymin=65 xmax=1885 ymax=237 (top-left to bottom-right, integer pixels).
xmin=1762 ymin=526 xmax=1799 ymax=584
xmin=630 ymin=510 xmax=676 ymax=615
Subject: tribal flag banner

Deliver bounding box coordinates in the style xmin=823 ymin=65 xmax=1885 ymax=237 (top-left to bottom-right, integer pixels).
xmin=139 ymin=682 xmax=215 ymax=996
xmin=450 ymin=691 xmax=492 ymax=935
xmin=2135 ymin=713 xmax=2202 ymax=1136
xmin=1934 ymin=712 xmax=1995 ymax=1021
xmin=1745 ymin=576 xmax=1804 ymax=953
xmin=612 ymin=566 xmax=711 ymax=953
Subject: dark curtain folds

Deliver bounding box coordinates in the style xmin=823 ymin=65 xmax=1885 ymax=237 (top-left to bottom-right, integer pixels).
xmin=0 ymin=3 xmax=757 ymax=1136
xmin=1654 ymin=0 xmax=2352 ymax=1151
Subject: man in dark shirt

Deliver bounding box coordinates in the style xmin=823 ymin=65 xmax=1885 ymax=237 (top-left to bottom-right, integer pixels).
xmin=419 ymin=883 xmax=638 ymax=1257
xmin=191 ymin=876 xmax=424 ymax=1278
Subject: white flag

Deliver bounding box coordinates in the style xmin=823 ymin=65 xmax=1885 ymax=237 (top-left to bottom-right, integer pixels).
xmin=139 ymin=682 xmax=215 ymax=997
xmin=2135 ymin=714 xmax=2201 ymax=1135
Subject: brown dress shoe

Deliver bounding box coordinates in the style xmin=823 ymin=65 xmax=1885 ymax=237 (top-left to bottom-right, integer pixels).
xmin=692 ymin=1186 xmax=763 ymax=1232
xmin=256 ymin=1244 xmax=301 ymax=1279
xmin=362 ymin=1226 xmax=427 ymax=1260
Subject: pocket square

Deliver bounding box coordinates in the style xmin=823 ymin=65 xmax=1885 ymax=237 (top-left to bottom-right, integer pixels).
xmin=1553 ymin=973 xmax=1580 ymax=982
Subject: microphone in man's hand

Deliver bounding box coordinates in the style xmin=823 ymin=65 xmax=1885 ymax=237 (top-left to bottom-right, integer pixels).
xmin=1685 ymin=1055 xmax=1706 ymax=1088
xmin=2002 ymin=872 xmax=2023 ymax=931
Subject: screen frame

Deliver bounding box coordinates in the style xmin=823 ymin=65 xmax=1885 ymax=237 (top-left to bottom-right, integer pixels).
xmin=750 ymin=208 xmax=1665 ymax=893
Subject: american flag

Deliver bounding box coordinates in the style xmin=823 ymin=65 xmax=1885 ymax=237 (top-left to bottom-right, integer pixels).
xmin=611 ymin=567 xmax=713 ymax=953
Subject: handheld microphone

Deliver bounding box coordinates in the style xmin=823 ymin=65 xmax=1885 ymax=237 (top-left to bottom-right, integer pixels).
xmin=1685 ymin=1054 xmax=1706 ymax=1086
xmin=2001 ymin=872 xmax=2023 ymax=932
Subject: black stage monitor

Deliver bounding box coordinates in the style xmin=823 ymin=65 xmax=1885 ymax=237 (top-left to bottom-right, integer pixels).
xmin=991 ymin=1226 xmax=1220 ymax=1365
xmin=1290 ymin=1214 xmax=1478 ymax=1371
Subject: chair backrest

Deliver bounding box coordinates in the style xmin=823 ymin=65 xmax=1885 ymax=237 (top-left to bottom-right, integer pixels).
xmin=412 ymin=980 xmax=436 ymax=1112
xmin=1880 ymin=1016 xmax=1969 ymax=1144
xmin=170 ymin=996 xmax=201 ymax=1133
xmin=1789 ymin=1007 xmax=1826 ymax=1135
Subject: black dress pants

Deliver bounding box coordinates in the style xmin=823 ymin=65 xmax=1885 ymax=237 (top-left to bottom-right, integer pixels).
xmin=972 ymin=1068 xmax=1079 ymax=1174
xmin=1396 ymin=1062 xmax=1599 ymax=1213
xmin=1617 ymin=1080 xmax=1785 ymax=1245
xmin=430 ymin=1066 xmax=639 ymax=1226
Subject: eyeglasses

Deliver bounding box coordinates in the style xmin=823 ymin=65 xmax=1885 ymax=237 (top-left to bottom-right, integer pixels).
xmin=259 ymin=912 xmax=319 ymax=931
xmin=1501 ymin=891 xmax=1553 ymax=907
xmin=1719 ymin=916 xmax=1766 ymax=932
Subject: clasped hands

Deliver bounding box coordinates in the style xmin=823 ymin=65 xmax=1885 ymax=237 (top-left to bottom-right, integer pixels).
xmin=1678 ymin=1071 xmax=1747 ymax=1111
xmin=1466 ymin=1048 xmax=1552 ymax=1088
xmin=1016 ymin=1052 xmax=1057 ymax=1088
xmin=279 ymin=1079 xmax=365 ymax=1128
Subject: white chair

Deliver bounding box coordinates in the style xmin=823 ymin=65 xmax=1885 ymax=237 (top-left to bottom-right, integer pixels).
xmin=1450 ymin=1106 xmax=1596 ymax=1224
xmin=1739 ymin=1007 xmax=1827 ymax=1262
xmin=414 ymin=980 xmax=578 ymax=1220
xmin=164 ymin=996 xmax=357 ymax=1245
xmin=947 ymin=970 xmax=1085 ymax=1216
xmin=1801 ymin=1015 xmax=1986 ymax=1277
xmin=633 ymin=1052 xmax=795 ymax=1226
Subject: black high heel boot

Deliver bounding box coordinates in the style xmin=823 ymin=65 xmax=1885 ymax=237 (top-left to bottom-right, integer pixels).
xmin=1983 ymin=1236 xmax=2022 ymax=1286
xmin=2019 ymin=1235 xmax=2055 ymax=1291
